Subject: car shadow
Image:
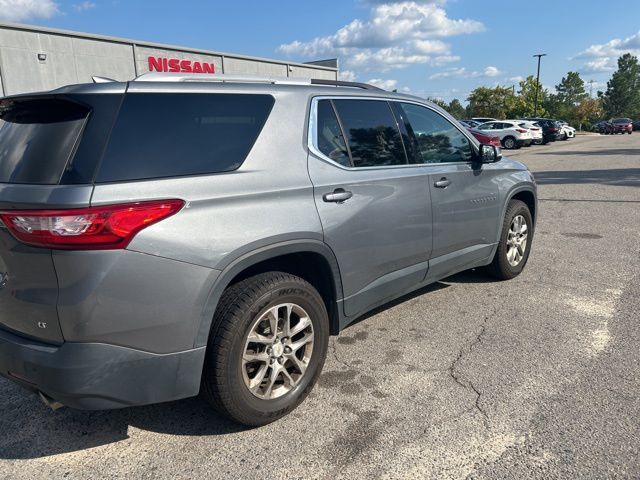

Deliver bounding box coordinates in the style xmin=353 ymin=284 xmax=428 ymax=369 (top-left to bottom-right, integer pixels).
xmin=534 ymin=168 xmax=640 ymax=187
xmin=0 ymin=389 xmax=245 ymax=459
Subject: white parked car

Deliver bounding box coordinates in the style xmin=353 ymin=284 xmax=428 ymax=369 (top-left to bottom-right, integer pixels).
xmin=559 ymin=123 xmax=575 ymax=139
xmin=476 ymin=121 xmax=533 ymax=149
xmin=509 ymin=120 xmax=543 ymax=144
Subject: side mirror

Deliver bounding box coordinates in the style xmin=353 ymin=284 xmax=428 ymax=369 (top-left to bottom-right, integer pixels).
xmin=479 ymin=144 xmax=502 ymax=163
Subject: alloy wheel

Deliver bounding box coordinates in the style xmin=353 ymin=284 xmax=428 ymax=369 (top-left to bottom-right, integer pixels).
xmin=506 ymin=214 xmax=528 ymax=267
xmin=242 ymin=303 xmax=314 ymax=400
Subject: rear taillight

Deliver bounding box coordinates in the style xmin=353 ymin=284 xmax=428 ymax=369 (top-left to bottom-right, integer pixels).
xmin=0 ymin=199 xmax=184 ymax=250
xmin=516 ymin=128 xmax=528 ymax=133
xmin=549 ymin=127 xmax=558 ymax=132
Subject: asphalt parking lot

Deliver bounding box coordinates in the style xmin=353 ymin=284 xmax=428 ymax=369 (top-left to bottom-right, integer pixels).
xmin=1 ymin=133 xmax=639 ymax=479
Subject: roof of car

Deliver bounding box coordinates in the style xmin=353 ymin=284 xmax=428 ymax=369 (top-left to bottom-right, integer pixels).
xmin=4 ymin=73 xmax=436 ymax=106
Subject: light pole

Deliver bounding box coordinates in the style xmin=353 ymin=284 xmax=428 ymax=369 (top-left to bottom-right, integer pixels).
xmin=533 ymin=53 xmax=546 ymax=116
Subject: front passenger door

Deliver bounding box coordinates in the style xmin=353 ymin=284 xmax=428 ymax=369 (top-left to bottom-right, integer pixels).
xmin=394 ymin=102 xmax=500 ymax=278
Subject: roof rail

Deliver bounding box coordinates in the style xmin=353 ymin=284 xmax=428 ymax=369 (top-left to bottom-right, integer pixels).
xmin=133 ymin=72 xmax=312 ymax=85
xmin=310 ymin=79 xmax=383 ymax=90
xmin=92 ymin=76 xmax=116 ymax=83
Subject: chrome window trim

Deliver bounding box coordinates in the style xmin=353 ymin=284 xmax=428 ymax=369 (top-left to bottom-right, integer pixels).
xmin=307 ymin=95 xmax=479 ymax=171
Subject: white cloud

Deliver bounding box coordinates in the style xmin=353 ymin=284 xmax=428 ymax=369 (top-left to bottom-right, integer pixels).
xmin=73 ymin=1 xmax=95 ymax=11
xmin=574 ymin=31 xmax=640 ymax=73
xmin=367 ymin=78 xmax=398 ymax=90
xmin=575 ymin=31 xmax=640 ymax=59
xmin=582 ymin=58 xmax=616 ymax=73
xmin=278 ymin=1 xmax=483 ymax=72
xmin=338 ymin=70 xmax=357 ymax=82
xmin=0 ymin=0 xmax=59 ymax=21
xmin=483 ymin=66 xmax=500 ymax=77
xmin=429 ymin=65 xmax=501 ymax=80
xmin=507 ymin=75 xmax=524 ymax=82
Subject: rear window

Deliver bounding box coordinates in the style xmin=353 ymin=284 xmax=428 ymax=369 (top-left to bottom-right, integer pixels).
xmin=0 ymin=98 xmax=89 ymax=184
xmin=331 ymin=99 xmax=406 ymax=167
xmin=96 ymin=93 xmax=274 ymax=183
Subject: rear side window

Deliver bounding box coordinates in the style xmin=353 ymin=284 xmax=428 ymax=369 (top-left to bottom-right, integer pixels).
xmin=97 ymin=93 xmax=274 ymax=182
xmin=0 ymin=98 xmax=89 ymax=184
xmin=331 ymin=99 xmax=407 ymax=167
xmin=316 ymin=100 xmax=351 ymax=167
xmin=398 ymin=103 xmax=472 ymax=164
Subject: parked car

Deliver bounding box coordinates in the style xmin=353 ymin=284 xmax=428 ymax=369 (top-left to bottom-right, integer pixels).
xmin=507 ymin=120 xmax=543 ymax=145
xmin=524 ymin=118 xmax=563 ymax=143
xmin=460 ymin=119 xmax=480 ymax=128
xmin=558 ymin=121 xmax=576 ymax=140
xmin=592 ymin=120 xmax=611 ymax=134
xmin=476 ymin=121 xmax=533 ymax=149
xmin=472 ymin=117 xmax=497 ymax=124
xmin=607 ymin=118 xmax=633 ymax=134
xmin=0 ymin=74 xmax=537 ymax=426
xmin=467 ymin=128 xmax=502 ymax=147
xmin=633 ymin=119 xmax=640 ymax=131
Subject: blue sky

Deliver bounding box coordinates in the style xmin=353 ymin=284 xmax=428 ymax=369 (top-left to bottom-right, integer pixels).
xmin=2 ymin=0 xmax=640 ymax=101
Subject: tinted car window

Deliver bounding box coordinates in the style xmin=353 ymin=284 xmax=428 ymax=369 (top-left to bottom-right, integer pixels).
xmin=316 ymin=100 xmax=351 ymax=167
xmin=97 ymin=93 xmax=274 ymax=182
xmin=478 ymin=123 xmax=494 ymax=130
xmin=332 ymin=99 xmax=406 ymax=167
xmin=0 ymin=97 xmax=89 ymax=184
xmin=398 ymin=103 xmax=473 ymax=164
xmin=612 ymin=118 xmax=631 ymax=124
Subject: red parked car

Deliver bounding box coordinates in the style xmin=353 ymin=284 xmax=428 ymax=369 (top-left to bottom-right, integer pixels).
xmin=607 ymin=118 xmax=633 ymax=134
xmin=468 ymin=128 xmax=501 ymax=147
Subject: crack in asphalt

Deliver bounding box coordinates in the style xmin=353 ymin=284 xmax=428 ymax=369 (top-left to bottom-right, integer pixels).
xmin=330 ymin=337 xmax=353 ymax=369
xmin=448 ymin=319 xmax=490 ymax=429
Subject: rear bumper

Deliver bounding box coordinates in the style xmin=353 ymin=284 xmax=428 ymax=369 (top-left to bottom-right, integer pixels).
xmin=0 ymin=327 xmax=205 ymax=409
xmin=544 ymin=133 xmax=562 ymax=141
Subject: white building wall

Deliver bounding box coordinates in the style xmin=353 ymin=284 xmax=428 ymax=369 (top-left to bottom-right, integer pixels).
xmin=0 ymin=23 xmax=338 ymax=96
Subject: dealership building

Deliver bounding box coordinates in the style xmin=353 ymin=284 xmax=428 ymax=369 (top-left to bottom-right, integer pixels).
xmin=0 ymin=22 xmax=338 ymax=97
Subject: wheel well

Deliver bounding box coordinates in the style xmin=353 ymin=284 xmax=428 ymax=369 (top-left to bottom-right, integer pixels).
xmin=226 ymin=252 xmax=340 ymax=335
xmin=511 ymin=190 xmax=536 ymax=224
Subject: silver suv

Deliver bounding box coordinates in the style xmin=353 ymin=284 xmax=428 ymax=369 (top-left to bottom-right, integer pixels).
xmin=0 ymin=74 xmax=536 ymax=426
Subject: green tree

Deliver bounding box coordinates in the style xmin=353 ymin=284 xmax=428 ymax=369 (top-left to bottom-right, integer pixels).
xmin=512 ymin=76 xmax=547 ymax=118
xmin=427 ymin=97 xmax=449 ymax=110
xmin=466 ymin=86 xmax=514 ymax=119
xmin=545 ymin=71 xmax=590 ymax=125
xmin=575 ymin=97 xmax=603 ymax=130
xmin=601 ymin=53 xmax=640 ymax=118
xmin=556 ymin=71 xmax=588 ymax=107
xmin=446 ymin=99 xmax=466 ymax=119
xmin=542 ymin=92 xmax=563 ymax=119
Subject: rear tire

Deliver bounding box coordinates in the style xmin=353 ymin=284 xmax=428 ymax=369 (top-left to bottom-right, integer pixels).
xmin=502 ymin=136 xmax=516 ymax=149
xmin=485 ymin=200 xmax=533 ymax=280
xmin=201 ymin=272 xmax=329 ymax=426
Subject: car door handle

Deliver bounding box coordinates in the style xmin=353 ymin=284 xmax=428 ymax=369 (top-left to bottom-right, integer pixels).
xmin=434 ymin=178 xmax=451 ymax=188
xmin=323 ymin=188 xmax=353 ymax=203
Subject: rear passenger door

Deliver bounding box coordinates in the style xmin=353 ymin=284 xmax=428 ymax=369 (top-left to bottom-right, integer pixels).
xmin=393 ymin=102 xmax=500 ymax=279
xmin=307 ymin=97 xmax=433 ymax=318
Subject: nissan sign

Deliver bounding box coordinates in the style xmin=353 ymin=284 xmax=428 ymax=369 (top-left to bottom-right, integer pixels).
xmin=148 ymin=56 xmax=216 ymax=74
